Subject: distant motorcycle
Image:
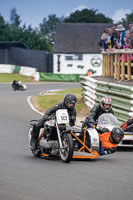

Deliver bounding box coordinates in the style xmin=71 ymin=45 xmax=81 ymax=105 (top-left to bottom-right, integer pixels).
xmin=11 ymin=80 xmax=27 ymax=91
xmin=28 ymin=109 xmax=74 ymax=163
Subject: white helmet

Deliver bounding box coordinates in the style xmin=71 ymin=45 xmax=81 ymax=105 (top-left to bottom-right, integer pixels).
xmin=100 ymin=96 xmax=112 ymax=112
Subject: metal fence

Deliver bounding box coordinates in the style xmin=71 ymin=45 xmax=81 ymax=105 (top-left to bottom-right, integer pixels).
xmin=0 ymin=47 xmax=53 ymax=72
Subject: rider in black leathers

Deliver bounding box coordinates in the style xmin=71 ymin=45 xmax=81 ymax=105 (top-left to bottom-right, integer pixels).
xmin=82 ymin=96 xmax=114 ymax=128
xmin=31 ymin=93 xmax=77 ymax=150
xmin=12 ymin=80 xmax=20 ymax=90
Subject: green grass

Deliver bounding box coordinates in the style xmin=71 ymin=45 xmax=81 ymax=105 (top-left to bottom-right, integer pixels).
xmin=0 ymin=73 xmax=34 ymax=82
xmin=37 ymin=88 xmax=87 ymax=113
xmin=0 ymin=73 xmax=87 ymax=114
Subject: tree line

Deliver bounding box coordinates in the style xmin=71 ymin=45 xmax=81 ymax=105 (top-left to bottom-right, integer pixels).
xmin=0 ymin=7 xmax=133 ymax=52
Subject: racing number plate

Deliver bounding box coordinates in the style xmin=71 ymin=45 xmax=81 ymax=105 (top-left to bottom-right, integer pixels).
xmin=56 ymin=109 xmax=69 ymax=124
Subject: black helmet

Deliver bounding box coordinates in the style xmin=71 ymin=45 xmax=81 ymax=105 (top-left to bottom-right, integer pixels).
xmin=100 ymin=96 xmax=112 ymax=112
xmin=64 ymin=93 xmax=77 ymax=109
xmin=110 ymin=127 xmax=124 ymax=144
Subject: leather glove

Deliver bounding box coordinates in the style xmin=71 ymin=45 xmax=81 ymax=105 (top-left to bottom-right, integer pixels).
xmin=97 ymin=127 xmax=110 ymax=133
xmin=69 ymin=116 xmax=76 ymax=122
xmin=69 ymin=121 xmax=75 ymax=127
xmin=104 ymin=147 xmax=116 ymax=154
xmin=88 ymin=123 xmax=94 ymax=128
xmin=43 ymin=115 xmax=49 ymax=121
xmin=82 ymin=120 xmax=88 ymax=129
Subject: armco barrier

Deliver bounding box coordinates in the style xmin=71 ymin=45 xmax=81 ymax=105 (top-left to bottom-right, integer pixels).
xmin=80 ymin=76 xmax=133 ymax=123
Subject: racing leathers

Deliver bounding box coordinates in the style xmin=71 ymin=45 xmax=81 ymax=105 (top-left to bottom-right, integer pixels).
xmin=99 ymin=132 xmax=117 ymax=155
xmin=82 ymin=103 xmax=114 ymax=128
xmin=120 ymin=118 xmax=133 ymax=132
xmin=31 ymin=101 xmax=76 ymax=148
xmin=98 ymin=127 xmax=117 ymax=156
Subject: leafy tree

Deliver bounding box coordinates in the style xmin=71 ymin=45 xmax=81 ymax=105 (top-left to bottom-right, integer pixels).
xmin=10 ymin=7 xmax=21 ymax=28
xmin=64 ymin=8 xmax=113 ymax=23
xmin=0 ymin=14 xmax=5 ymax=25
xmin=95 ymin=13 xmax=113 ymax=23
xmin=0 ymin=9 xmax=52 ymax=51
xmin=0 ymin=13 xmax=11 ymax=41
xmin=0 ymin=7 xmax=115 ymax=52
xmin=18 ymin=25 xmax=52 ymax=51
xmin=121 ymin=12 xmax=133 ymax=23
xmin=39 ymin=14 xmax=63 ymax=44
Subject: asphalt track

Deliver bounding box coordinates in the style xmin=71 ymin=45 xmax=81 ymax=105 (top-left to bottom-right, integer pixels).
xmin=0 ymin=82 xmax=133 ymax=200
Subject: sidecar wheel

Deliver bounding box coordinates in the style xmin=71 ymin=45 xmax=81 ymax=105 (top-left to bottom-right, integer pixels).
xmin=59 ymin=133 xmax=73 ymax=163
xmin=20 ymin=85 xmax=24 ymax=91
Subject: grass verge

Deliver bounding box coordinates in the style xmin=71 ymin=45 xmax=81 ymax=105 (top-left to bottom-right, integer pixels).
xmin=0 ymin=73 xmax=34 ymax=82
xmin=37 ymin=88 xmax=89 ymax=116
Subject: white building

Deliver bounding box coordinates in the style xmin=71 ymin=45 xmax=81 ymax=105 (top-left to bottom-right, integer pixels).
xmin=53 ymin=23 xmax=110 ymax=75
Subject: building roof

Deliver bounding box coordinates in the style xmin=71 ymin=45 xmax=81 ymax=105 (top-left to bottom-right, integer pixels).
xmin=53 ymin=23 xmax=112 ymax=53
xmin=0 ymin=42 xmax=28 ymax=49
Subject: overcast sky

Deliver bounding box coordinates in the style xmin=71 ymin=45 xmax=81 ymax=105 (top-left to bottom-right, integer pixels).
xmin=0 ymin=0 xmax=132 ymax=28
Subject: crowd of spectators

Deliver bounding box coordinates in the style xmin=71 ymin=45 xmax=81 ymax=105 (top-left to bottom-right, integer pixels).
xmin=99 ymin=22 xmax=133 ymax=52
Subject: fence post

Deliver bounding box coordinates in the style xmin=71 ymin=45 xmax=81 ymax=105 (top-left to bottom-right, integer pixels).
xmin=114 ymin=54 xmax=118 ymax=79
xmin=102 ymin=53 xmax=106 ymax=76
xmin=117 ymin=53 xmax=120 ymax=80
xmin=121 ymin=53 xmax=125 ymax=80
xmin=127 ymin=54 xmax=131 ymax=80
xmin=110 ymin=54 xmax=114 ymax=77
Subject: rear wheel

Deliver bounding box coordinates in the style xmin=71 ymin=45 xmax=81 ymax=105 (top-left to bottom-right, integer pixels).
xmin=59 ymin=133 xmax=73 ymax=163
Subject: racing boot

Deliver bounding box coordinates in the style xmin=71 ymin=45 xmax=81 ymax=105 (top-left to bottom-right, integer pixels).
xmin=30 ymin=118 xmax=46 ymax=150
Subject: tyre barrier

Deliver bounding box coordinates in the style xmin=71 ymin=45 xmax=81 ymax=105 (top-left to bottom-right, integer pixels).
xmin=80 ymin=76 xmax=133 ymax=123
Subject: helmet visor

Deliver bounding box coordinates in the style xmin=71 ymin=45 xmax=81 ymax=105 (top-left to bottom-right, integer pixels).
xmin=103 ymin=103 xmax=111 ymax=110
xmin=67 ymin=102 xmax=75 ymax=108
xmin=114 ymin=135 xmax=122 ymax=143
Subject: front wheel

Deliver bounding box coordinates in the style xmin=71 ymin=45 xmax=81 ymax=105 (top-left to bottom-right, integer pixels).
xmin=59 ymin=133 xmax=74 ymax=163
xmin=28 ymin=127 xmax=41 ymax=157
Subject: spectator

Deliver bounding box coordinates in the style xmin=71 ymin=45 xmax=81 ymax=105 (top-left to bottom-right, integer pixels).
xmin=99 ymin=26 xmax=110 ymax=50
xmin=114 ymin=24 xmax=126 ymax=49
xmin=100 ymin=31 xmax=108 ymax=50
xmin=129 ymin=37 xmax=133 ymax=49
xmin=106 ymin=28 xmax=113 ymax=49
xmin=129 ymin=28 xmax=133 ymax=42
xmin=101 ymin=28 xmax=115 ymax=51
xmin=123 ymin=31 xmax=131 ymax=48
xmin=128 ymin=22 xmax=133 ymax=32
xmin=110 ymin=24 xmax=117 ymax=48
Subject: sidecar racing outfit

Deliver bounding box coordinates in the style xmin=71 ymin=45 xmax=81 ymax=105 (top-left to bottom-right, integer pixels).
xmin=30 ymin=94 xmax=77 ymax=150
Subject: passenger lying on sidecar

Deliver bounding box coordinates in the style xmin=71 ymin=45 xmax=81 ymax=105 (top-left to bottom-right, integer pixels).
xmin=73 ymin=113 xmax=124 ymax=157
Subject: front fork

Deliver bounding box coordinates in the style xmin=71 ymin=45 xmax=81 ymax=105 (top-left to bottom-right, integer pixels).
xmin=56 ymin=122 xmax=63 ymax=149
